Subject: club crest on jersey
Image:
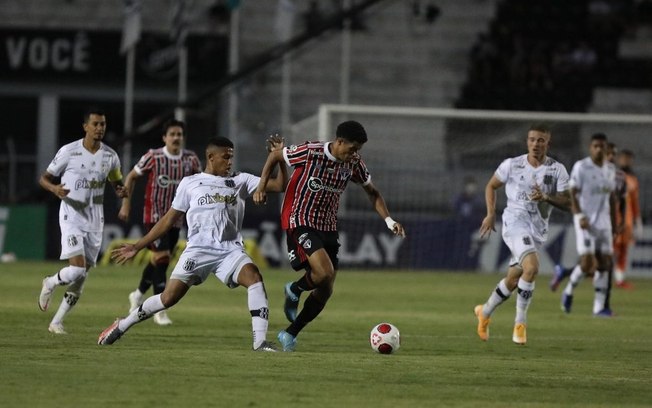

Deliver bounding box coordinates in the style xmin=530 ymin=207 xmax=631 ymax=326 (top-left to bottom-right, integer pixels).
xmin=543 ymin=175 xmax=553 ymax=185
xmin=183 ymin=258 xmax=196 ymax=271
xmin=339 ymin=168 xmax=351 ymax=178
xmin=225 ymin=179 xmax=235 ymax=188
xmin=303 ymin=239 xmax=312 ymax=249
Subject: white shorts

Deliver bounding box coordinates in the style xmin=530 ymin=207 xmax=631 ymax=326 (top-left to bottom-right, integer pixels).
xmin=502 ymin=218 xmax=542 ymax=268
xmin=59 ymin=223 xmax=102 ymax=267
xmin=574 ymin=219 xmax=613 ymax=256
xmin=170 ymin=242 xmax=253 ymax=288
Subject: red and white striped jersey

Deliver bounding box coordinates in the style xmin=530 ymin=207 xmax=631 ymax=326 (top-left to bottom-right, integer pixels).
xmin=281 ymin=141 xmax=370 ymax=231
xmin=134 ymin=146 xmax=201 ymax=227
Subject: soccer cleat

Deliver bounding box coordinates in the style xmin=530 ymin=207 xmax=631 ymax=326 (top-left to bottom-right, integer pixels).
xmin=474 ymin=304 xmax=490 ymax=341
xmin=512 ymin=323 xmax=527 ymax=345
xmin=283 ymin=282 xmax=300 ymax=323
xmin=38 ymin=276 xmax=54 ymax=312
xmin=594 ymin=308 xmax=614 ymax=318
xmin=277 ymin=330 xmax=297 ymax=352
xmin=253 ymin=340 xmax=279 ymax=352
xmin=98 ymin=319 xmax=124 ymax=345
xmin=153 ymin=310 xmax=173 ymax=326
xmin=549 ymin=264 xmax=567 ymax=292
xmin=48 ymin=322 xmax=67 ymax=335
xmin=128 ymin=290 xmax=144 ymax=313
xmin=561 ymin=293 xmax=573 ymax=313
xmin=615 ymin=281 xmax=634 ymax=290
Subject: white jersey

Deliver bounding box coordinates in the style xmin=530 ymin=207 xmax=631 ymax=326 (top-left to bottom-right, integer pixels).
xmin=495 ymin=154 xmax=569 ymax=241
xmin=171 ymin=171 xmax=260 ymax=249
xmin=47 ymin=139 xmax=122 ymax=232
xmin=569 ymin=157 xmax=615 ymax=230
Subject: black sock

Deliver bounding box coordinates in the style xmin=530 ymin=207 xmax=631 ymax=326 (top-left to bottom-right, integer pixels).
xmin=152 ymin=263 xmax=169 ymax=295
xmin=604 ymin=268 xmax=613 ymax=309
xmin=138 ymin=263 xmax=156 ymax=294
xmin=286 ymin=293 xmax=326 ymax=337
xmin=290 ymin=271 xmax=315 ymax=296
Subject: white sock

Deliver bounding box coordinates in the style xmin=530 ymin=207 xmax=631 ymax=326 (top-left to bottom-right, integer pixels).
xmin=563 ymin=265 xmax=584 ymax=296
xmin=247 ymin=282 xmax=269 ymax=349
xmin=483 ymin=279 xmax=512 ymax=317
xmin=51 ymin=277 xmax=85 ymax=325
xmin=49 ymin=265 xmax=86 ymax=287
xmin=593 ymin=271 xmax=608 ymax=314
xmin=515 ymin=278 xmax=535 ymax=324
xmin=614 ymin=268 xmax=625 ymax=284
xmin=118 ymin=294 xmax=165 ymax=332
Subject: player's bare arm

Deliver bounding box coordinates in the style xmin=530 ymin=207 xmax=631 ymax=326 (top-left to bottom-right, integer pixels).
xmin=254 ymin=136 xmax=286 ymax=204
xmin=362 ymin=182 xmax=406 ymax=238
xmin=39 ymin=171 xmax=69 ymax=199
xmin=112 ymin=208 xmax=184 ymax=264
xmin=570 ymin=187 xmax=589 ymax=229
xmin=530 ymin=183 xmax=571 ymax=211
xmin=118 ymin=169 xmax=141 ymax=221
xmin=480 ymin=175 xmax=503 ymax=238
xmin=262 ymin=134 xmax=288 ymax=193
xmin=111 ymin=180 xmax=128 ymax=199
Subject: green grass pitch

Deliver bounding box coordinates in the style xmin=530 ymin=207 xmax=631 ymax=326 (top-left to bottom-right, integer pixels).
xmin=1 ymin=261 xmax=651 ymax=407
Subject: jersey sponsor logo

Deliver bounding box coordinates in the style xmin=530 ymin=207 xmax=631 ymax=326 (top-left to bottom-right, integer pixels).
xmin=74 ymin=178 xmax=105 ymax=190
xmin=197 ymin=192 xmax=237 ymax=206
xmin=156 ymin=174 xmax=181 ymax=188
xmin=308 ymin=177 xmax=323 ymax=192
xmin=307 ymin=177 xmax=343 ymax=194
xmin=71 ymin=152 xmax=82 ymax=157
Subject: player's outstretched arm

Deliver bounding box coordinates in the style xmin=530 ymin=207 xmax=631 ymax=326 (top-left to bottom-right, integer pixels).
xmin=263 ymin=134 xmax=288 ymax=193
xmin=118 ymin=169 xmax=141 ymax=221
xmin=254 ymin=136 xmax=286 ymax=204
xmin=111 ymin=208 xmax=184 ymax=264
xmin=39 ymin=171 xmax=69 ymax=199
xmin=362 ymin=182 xmax=406 ymax=238
xmin=480 ymin=175 xmax=503 ymax=238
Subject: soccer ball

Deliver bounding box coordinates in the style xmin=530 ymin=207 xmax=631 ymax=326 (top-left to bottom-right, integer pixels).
xmin=370 ymin=323 xmax=400 ymax=354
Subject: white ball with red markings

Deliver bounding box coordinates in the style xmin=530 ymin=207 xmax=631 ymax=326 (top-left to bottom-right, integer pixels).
xmin=370 ymin=322 xmax=400 ymax=354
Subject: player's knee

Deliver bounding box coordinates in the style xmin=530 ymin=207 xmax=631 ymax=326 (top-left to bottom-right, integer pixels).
xmin=152 ymin=253 xmax=171 ymax=266
xmin=237 ymin=264 xmax=262 ymax=287
xmin=310 ymin=265 xmax=335 ymax=285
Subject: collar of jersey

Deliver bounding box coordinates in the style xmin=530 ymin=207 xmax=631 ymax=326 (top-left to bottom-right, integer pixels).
xmin=163 ymin=146 xmax=182 ymax=160
xmin=324 ymin=142 xmax=339 ymax=162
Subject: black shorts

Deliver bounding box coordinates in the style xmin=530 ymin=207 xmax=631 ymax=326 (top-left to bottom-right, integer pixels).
xmin=286 ymin=226 xmax=339 ymax=271
xmin=145 ymin=223 xmax=180 ymax=253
